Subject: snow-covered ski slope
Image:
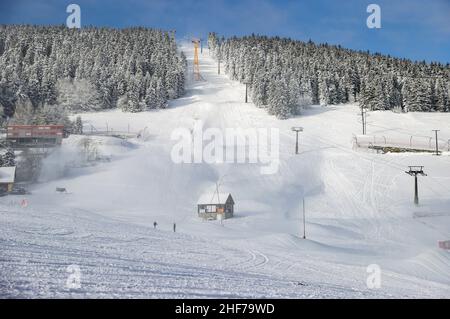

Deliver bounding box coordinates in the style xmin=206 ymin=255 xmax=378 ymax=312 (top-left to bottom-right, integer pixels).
xmin=1 ymin=43 xmax=449 ymax=298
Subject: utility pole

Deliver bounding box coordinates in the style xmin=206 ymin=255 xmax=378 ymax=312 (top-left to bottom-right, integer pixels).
xmin=215 ymin=175 xmax=228 ymax=226
xmin=432 ymin=130 xmax=440 ymax=155
xmin=363 ymin=110 xmax=367 ymax=135
xmin=215 ymin=181 xmax=222 ymax=226
xmin=291 ymin=127 xmax=304 ymax=155
xmin=245 ymin=82 xmax=249 ymax=103
xmin=405 ymin=166 xmax=427 ymax=206
xmin=360 ymin=106 xmax=367 ymax=135
xmin=302 ymin=198 xmax=306 ymax=239
xmin=215 ymin=182 xmax=221 ymax=204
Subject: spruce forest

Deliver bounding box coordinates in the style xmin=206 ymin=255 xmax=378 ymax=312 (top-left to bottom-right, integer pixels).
xmin=1 ymin=25 xmax=449 ymax=124
xmin=208 ymin=33 xmax=450 ymax=119
xmin=0 ymin=25 xmax=187 ymax=126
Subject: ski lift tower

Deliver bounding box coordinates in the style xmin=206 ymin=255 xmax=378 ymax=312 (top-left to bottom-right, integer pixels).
xmin=192 ymin=38 xmax=201 ymax=81
xmin=291 ymin=127 xmax=304 ymax=155
xmin=405 ymin=166 xmax=427 ymax=205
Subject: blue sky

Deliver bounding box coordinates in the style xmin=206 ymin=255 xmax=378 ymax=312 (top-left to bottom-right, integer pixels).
xmin=0 ymin=0 xmax=449 ymax=63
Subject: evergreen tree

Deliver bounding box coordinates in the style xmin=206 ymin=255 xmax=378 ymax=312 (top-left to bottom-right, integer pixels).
xmin=155 ymin=78 xmax=168 ymax=108
xmin=2 ymin=149 xmax=15 ymax=167
xmin=435 ymin=78 xmax=449 ymax=112
xmin=74 ymin=116 xmax=83 ymax=134
xmin=125 ymin=79 xmax=141 ymax=113
xmin=251 ymin=72 xmax=268 ymax=107
xmin=268 ymin=80 xmax=292 ymax=119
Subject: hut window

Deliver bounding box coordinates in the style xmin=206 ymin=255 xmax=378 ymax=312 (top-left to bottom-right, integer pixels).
xmin=206 ymin=205 xmax=216 ymax=213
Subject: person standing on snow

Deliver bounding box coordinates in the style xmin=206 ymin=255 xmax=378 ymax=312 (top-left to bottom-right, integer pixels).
xmin=173 ymin=223 xmax=176 ymax=233
xmin=153 ymin=221 xmax=157 ymax=229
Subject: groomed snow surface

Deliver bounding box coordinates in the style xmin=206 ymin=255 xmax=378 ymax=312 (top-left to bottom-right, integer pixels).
xmin=1 ymin=43 xmax=449 ymax=298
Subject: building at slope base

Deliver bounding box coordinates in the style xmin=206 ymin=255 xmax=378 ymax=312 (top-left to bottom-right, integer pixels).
xmin=197 ymin=193 xmax=235 ymax=220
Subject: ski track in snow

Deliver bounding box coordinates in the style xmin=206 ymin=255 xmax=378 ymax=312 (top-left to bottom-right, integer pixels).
xmin=1 ymin=43 xmax=449 ymax=298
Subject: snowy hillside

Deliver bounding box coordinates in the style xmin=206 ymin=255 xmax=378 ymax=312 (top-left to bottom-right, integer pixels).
xmin=1 ymin=43 xmax=449 ymax=298
xmin=0 ymin=25 xmax=186 ymax=119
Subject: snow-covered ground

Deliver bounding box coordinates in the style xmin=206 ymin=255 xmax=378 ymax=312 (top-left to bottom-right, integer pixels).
xmin=1 ymin=43 xmax=449 ymax=298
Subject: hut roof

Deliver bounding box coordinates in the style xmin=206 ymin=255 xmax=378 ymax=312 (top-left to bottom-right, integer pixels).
xmin=0 ymin=166 xmax=16 ymax=184
xmin=197 ymin=193 xmax=233 ymax=205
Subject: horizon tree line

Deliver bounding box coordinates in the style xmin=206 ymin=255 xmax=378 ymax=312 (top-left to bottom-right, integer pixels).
xmin=0 ymin=25 xmax=187 ymax=127
xmin=208 ymin=33 xmax=450 ymax=119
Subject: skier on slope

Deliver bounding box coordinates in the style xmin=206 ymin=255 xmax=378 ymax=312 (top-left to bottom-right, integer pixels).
xmin=153 ymin=221 xmax=157 ymax=229
xmin=173 ymin=223 xmax=176 ymax=233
